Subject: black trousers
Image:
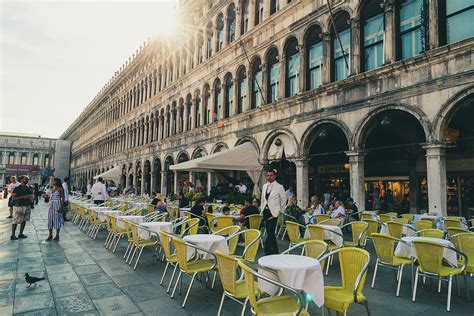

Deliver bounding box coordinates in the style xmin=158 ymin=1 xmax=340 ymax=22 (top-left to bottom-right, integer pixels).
xmin=264 ymin=216 xmax=279 ymax=255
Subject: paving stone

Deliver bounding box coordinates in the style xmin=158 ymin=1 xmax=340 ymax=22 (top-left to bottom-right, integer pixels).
xmin=93 ymin=294 xmax=140 ymax=315
xmin=15 ymin=279 xmax=51 ymax=297
xmin=73 ymin=264 xmax=103 ymax=276
xmin=0 ymin=290 xmax=14 ymax=306
xmin=43 ymin=256 xmax=69 ymax=266
xmin=69 ymin=256 xmax=96 ymax=266
xmin=85 ymin=282 xmax=124 ymax=300
xmin=13 ymin=292 xmax=55 ymax=314
xmin=110 ymin=273 xmax=149 ymax=287
xmin=51 ymin=281 xmax=87 ymax=298
xmin=45 ymin=263 xmax=74 ymax=274
xmin=18 ymin=251 xmax=42 ymax=259
xmin=0 ymin=305 xmax=13 ymax=315
xmin=55 ymin=294 xmax=96 ymax=314
xmin=0 ymin=271 xmax=17 ymax=281
xmin=137 ymin=298 xmax=184 ymax=315
xmin=79 ymin=272 xmax=111 ymax=286
xmin=100 ymin=262 xmax=134 ymax=277
xmin=0 ymin=279 xmax=16 ymax=292
xmin=48 ymin=271 xmax=80 ymax=285
xmin=14 ymin=307 xmax=57 ymax=316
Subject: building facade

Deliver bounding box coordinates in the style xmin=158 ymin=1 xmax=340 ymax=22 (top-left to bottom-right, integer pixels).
xmin=0 ymin=133 xmax=57 ymax=185
xmin=61 ymin=0 xmax=474 ymax=217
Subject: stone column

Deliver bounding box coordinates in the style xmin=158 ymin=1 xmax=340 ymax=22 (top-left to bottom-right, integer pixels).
xmin=263 ymin=0 xmax=270 ymax=20
xmin=223 ymin=16 xmax=229 ymax=47
xmin=125 ymin=172 xmax=130 ymax=188
xmin=133 ymin=172 xmax=138 ymax=193
xmin=322 ymin=32 xmax=331 ymax=84
xmin=140 ymin=165 xmax=145 ymax=195
xmin=207 ymin=172 xmax=212 ymax=195
xmin=189 ymin=172 xmax=195 ymax=186
xmin=232 ymin=78 xmax=239 ymax=115
xmin=261 ymin=63 xmax=268 ymax=105
xmin=350 ymin=17 xmax=361 ymax=75
xmin=193 ymin=36 xmax=199 ymax=66
xmin=200 ymin=98 xmax=206 ymax=126
xmin=248 ymin=0 xmax=256 ymax=30
xmin=428 ymin=0 xmax=440 ymax=49
xmin=173 ymin=171 xmax=179 ymax=194
xmin=246 ymin=70 xmax=253 ymax=112
xmin=295 ymin=158 xmax=309 ymax=208
xmin=423 ymin=143 xmax=447 ymax=216
xmin=383 ymin=0 xmax=396 ymax=64
xmin=164 ymin=112 xmax=169 ymax=138
xmin=298 ymin=44 xmax=306 ymax=93
xmin=190 ymin=100 xmax=196 ymax=130
xmin=278 ymin=54 xmax=286 ymax=100
xmin=150 ymin=173 xmax=155 ymax=194
xmin=209 ymin=89 xmax=215 ymax=123
xmin=213 ymin=27 xmax=219 ymax=57
xmin=160 ymin=169 xmax=167 ymax=195
xmin=235 ymin=5 xmax=242 ymax=40
xmin=183 ymin=104 xmax=189 ymax=132
xmin=221 ymin=83 xmax=227 ymax=118
xmin=346 ymin=151 xmax=366 ymax=212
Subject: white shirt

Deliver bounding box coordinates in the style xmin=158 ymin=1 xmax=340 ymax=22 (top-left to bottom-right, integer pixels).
xmin=62 ymin=182 xmax=69 ymax=202
xmin=260 ymin=181 xmax=287 ymax=218
xmin=86 ymin=184 xmax=92 ymax=195
xmin=330 ymin=205 xmax=346 ymax=218
xmin=91 ymin=182 xmax=108 ymax=201
xmin=8 ymin=182 xmax=20 ymax=195
xmin=285 ymin=189 xmax=294 ymax=199
xmin=236 ymin=184 xmax=247 ymax=194
xmin=311 ymin=204 xmax=324 ymax=216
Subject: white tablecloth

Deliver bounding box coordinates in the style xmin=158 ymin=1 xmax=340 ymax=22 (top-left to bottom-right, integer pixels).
xmin=394 ymin=236 xmax=457 ymax=267
xmin=179 ymin=208 xmax=191 ymax=217
xmin=304 ymin=224 xmax=343 ymax=247
xmin=117 ymin=215 xmax=145 ymax=229
xmin=138 ymin=222 xmax=172 ymax=240
xmin=183 ymin=234 xmax=228 ymax=260
xmin=97 ymin=210 xmax=121 ymax=222
xmin=380 ymin=223 xmax=415 ymax=236
xmin=258 ymin=254 xmax=324 ymax=307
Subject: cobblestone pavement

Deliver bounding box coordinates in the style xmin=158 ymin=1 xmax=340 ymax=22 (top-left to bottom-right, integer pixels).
xmin=0 ymin=199 xmax=472 ymax=315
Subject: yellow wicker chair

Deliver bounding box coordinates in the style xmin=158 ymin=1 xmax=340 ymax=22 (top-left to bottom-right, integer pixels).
xmin=447 ymin=227 xmax=468 ymax=240
xmin=159 ymin=231 xmax=178 ymax=293
xmin=87 ymin=209 xmax=108 ymax=239
xmin=444 ymin=217 xmax=462 ymax=228
xmin=285 ymin=221 xmax=307 ymax=248
xmin=171 ymin=237 xmax=216 ymax=308
xmin=244 ymin=214 xmax=263 ymax=230
xmin=209 ymin=215 xmax=234 ymax=234
xmin=392 ymin=218 xmax=410 ymax=225
xmin=371 ymin=233 xmax=411 ymax=296
xmin=379 ymin=214 xmax=396 ymax=224
xmin=341 ymin=221 xmax=368 ymax=247
xmin=106 ymin=214 xmax=129 ymax=252
xmin=363 ymin=219 xmax=380 ymax=241
xmin=320 ymin=247 xmax=370 ymax=315
xmin=282 ymin=240 xmax=328 ymax=272
xmin=401 ymin=214 xmax=414 ymax=222
xmin=415 ymin=229 xmax=445 ymax=238
xmin=415 ymin=219 xmax=433 ymax=230
xmin=361 ymin=213 xmax=373 ymax=221
xmin=128 ymin=222 xmax=159 ymax=269
xmin=307 ymin=224 xmax=344 ymax=275
xmin=226 ymin=229 xmax=261 ymax=262
xmin=315 ymin=214 xmax=330 ymax=223
xmin=237 ymin=259 xmax=309 ymax=316
xmin=412 ymin=240 xmax=468 ymax=312
xmin=386 ymin=221 xmax=416 ymax=239
xmin=215 ymin=251 xmax=253 ymax=316
xmin=319 ymin=218 xmax=342 ymax=226
xmin=451 ymin=232 xmax=474 ymax=277
xmin=386 ymin=212 xmax=398 ymax=218
xmin=214 ymin=225 xmax=241 ymax=255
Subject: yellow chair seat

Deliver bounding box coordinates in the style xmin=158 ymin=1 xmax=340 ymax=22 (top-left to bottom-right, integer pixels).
xmin=136 ymin=239 xmax=158 ymax=247
xmin=328 ymin=244 xmax=340 ymax=251
xmin=255 ymin=295 xmax=309 ymax=316
xmin=325 ymin=287 xmax=367 ymax=313
xmin=344 ymin=241 xmax=359 ymax=247
xmin=390 ymin=256 xmax=412 ymax=266
xmin=114 ymin=228 xmax=128 ymax=235
xmin=419 ymin=265 xmax=463 ymax=277
xmin=186 ymin=259 xmax=214 ymax=273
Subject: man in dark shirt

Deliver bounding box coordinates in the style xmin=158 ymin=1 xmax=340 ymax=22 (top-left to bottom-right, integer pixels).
xmin=11 ymin=176 xmax=33 ymax=240
xmin=190 ymin=198 xmax=207 ymax=226
xmin=239 ymin=197 xmax=260 ymax=228
xmin=178 ymin=193 xmax=190 ymax=208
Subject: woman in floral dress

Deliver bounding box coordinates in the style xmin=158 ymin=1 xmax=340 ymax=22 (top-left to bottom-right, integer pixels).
xmin=46 ymin=178 xmax=65 ymax=241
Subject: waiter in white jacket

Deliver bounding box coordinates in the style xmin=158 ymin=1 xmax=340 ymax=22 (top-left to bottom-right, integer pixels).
xmin=260 ymin=169 xmax=287 ymax=255
xmin=91 ymin=177 xmax=108 ymax=205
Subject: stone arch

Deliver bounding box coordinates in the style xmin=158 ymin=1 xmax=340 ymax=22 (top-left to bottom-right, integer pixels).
xmin=211 ymin=142 xmax=229 ymax=154
xmin=261 ymin=128 xmax=299 ymax=161
xmin=235 ymin=136 xmax=260 ymax=155
xmin=192 ymin=146 xmax=208 ymax=159
xmin=433 ymin=85 xmax=474 ymax=141
xmin=176 ymin=150 xmax=190 ymax=163
xmin=263 ymin=45 xmax=279 ymax=62
xmin=303 ymin=21 xmax=325 ymax=40
xmin=300 ymin=119 xmax=352 ymax=156
xmin=352 ymin=103 xmax=433 ymax=149
xmin=323 ymin=7 xmax=353 ymax=31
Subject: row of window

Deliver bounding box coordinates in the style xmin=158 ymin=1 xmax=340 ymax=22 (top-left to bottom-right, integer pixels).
xmin=1 ymin=153 xmax=50 ymax=166
xmin=95 ymin=0 xmax=474 ymax=158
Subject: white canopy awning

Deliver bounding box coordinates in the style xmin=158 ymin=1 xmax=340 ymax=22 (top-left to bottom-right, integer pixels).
xmin=93 ymin=165 xmax=122 ymax=185
xmin=170 ymin=142 xmax=263 ymax=186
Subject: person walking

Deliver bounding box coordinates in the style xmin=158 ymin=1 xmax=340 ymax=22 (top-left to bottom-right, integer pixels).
xmin=260 ymin=169 xmax=287 ymax=255
xmin=86 ymin=181 xmax=92 ymax=199
xmin=91 ymin=177 xmax=108 ymax=205
xmin=7 ymin=176 xmax=20 ymax=219
xmin=10 ymin=176 xmax=33 ymax=240
xmin=46 ymin=178 xmax=65 ymax=241
xmin=62 ymin=177 xmax=70 ymax=221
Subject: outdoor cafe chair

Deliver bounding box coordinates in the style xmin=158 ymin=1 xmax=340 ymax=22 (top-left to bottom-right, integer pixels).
xmin=285 ymin=221 xmax=307 ymax=249
xmin=444 ymin=217 xmax=463 ymax=229
xmin=362 ymin=219 xmax=380 ymax=242
xmin=127 ymin=221 xmax=159 ymax=270
xmin=392 ymin=218 xmax=410 ymax=225
xmin=214 ymin=225 xmax=241 ymax=254
xmin=237 ymin=259 xmax=309 ymax=316
xmin=386 ymin=221 xmax=417 ymax=239
xmin=159 ymin=231 xmax=179 ymax=293
xmin=105 ymin=214 xmax=128 ymax=252
xmin=371 ymin=233 xmax=411 ymax=297
xmin=320 ymin=247 xmax=371 ymax=315
xmin=306 ymin=224 xmax=344 ymax=275
xmin=401 ymin=214 xmax=414 ymax=222
xmin=170 ymin=237 xmax=217 ymax=308
xmin=415 ymin=220 xmax=433 ymax=230
xmin=413 ymin=229 xmax=445 ymax=239
xmin=379 ymin=214 xmax=396 ymax=224
xmin=447 ymin=227 xmax=469 ymax=241
xmin=282 ymin=240 xmax=328 ymax=271
xmin=451 ymin=232 xmax=474 ymax=277
xmin=315 ymin=214 xmax=330 ymax=223
xmin=226 ymin=229 xmax=261 ymax=262
xmin=319 ymin=218 xmax=342 ymax=226
xmin=244 ymin=214 xmax=263 ymax=230
xmin=341 ymin=221 xmax=368 ymax=248
xmin=412 ymin=240 xmax=469 ymax=311
xmin=209 ymin=215 xmax=234 ymax=234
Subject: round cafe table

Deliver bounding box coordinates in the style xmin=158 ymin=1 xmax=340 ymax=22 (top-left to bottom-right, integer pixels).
xmin=138 ymin=222 xmax=173 ymax=240
xmin=183 ymin=234 xmax=228 ymax=260
xmin=116 ymin=215 xmax=145 ymax=229
xmin=258 ymin=254 xmax=324 ymax=307
xmin=96 ymin=210 xmax=121 ymax=222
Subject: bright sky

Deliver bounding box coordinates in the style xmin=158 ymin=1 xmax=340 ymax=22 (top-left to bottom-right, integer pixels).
xmin=0 ymin=0 xmax=179 ymax=138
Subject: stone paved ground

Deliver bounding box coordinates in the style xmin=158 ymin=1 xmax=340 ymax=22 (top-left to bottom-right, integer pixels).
xmin=0 ymin=198 xmax=472 ymax=315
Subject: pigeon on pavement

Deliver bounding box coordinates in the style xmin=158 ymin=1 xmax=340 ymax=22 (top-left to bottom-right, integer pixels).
xmin=25 ymin=273 xmax=45 ymax=287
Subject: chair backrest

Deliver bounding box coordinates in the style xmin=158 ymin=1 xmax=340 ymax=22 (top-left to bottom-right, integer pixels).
xmin=379 ymin=214 xmax=394 ymax=224
xmin=447 ymin=227 xmax=468 ymax=239
xmin=184 ymin=218 xmax=200 ymax=235
xmin=320 ymin=218 xmax=341 ymax=226
xmin=206 ymin=213 xmax=214 ymax=224
xmin=303 ymin=240 xmax=328 ymax=259
xmin=315 ymin=214 xmax=330 ymax=223
xmin=452 ymin=232 xmax=474 ymax=263
xmin=387 ymin=221 xmax=404 ymax=239
xmin=210 ymin=216 xmax=234 ymax=233
xmin=444 ymin=218 xmax=461 ymax=228
xmin=393 ymin=218 xmax=410 ymax=224
xmin=238 ymin=260 xmax=261 ymax=313
xmin=351 ymin=221 xmax=369 ymax=246
xmin=415 ymin=220 xmax=433 ymax=230
xmin=412 ymin=241 xmax=445 ymax=274
xmin=159 ymin=231 xmax=174 ymax=261
xmin=247 ymin=214 xmax=263 ymax=230
xmin=172 ymin=237 xmax=188 ymax=270
xmin=216 ymin=226 xmax=241 ymax=254
xmin=285 ymin=221 xmax=301 ymax=244
xmin=307 ymin=224 xmax=325 ymax=241
xmin=417 ymin=229 xmax=444 ymax=238
xmin=401 ymin=214 xmax=414 ymax=221
xmin=336 ymin=248 xmax=370 ymax=295
xmin=243 ymin=229 xmax=261 ymax=261
xmin=215 ymin=250 xmax=239 ymax=295
xmin=371 ymin=233 xmax=397 ymax=264
xmin=385 ymin=212 xmax=398 ymax=218
xmin=130 ymin=222 xmax=140 ymax=243
xmin=361 ymin=214 xmax=373 ymax=221
xmin=363 ymin=219 xmax=379 ymax=237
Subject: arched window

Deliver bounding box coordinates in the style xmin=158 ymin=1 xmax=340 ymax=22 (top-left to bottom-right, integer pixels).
xmin=227 ymin=4 xmax=236 ymax=43
xmin=285 ymin=37 xmax=300 ymax=97
xmin=442 ymin=0 xmax=474 ymax=45
xmin=362 ymin=0 xmax=385 ymax=71
xmin=186 ymin=95 xmax=193 ymax=130
xmin=224 ymin=74 xmax=233 ymax=118
xmin=270 ymin=0 xmax=279 ymax=15
xmin=175 ymin=54 xmax=180 ymax=79
xmin=181 ymin=49 xmax=187 ymax=75
xmin=241 ymin=0 xmax=249 ymax=35
xmin=160 ymin=111 xmax=164 ymax=140
xmin=196 ymin=32 xmax=204 ymax=64
xmin=195 ymin=91 xmax=202 ymax=128
xmin=237 ymin=67 xmax=247 ymax=113
xmin=267 ymin=48 xmax=280 ymax=103
xmin=255 ymin=0 xmax=264 ymax=26
xmin=398 ymin=0 xmax=424 ymax=60
xmin=171 ymin=102 xmax=177 ymax=135
xmin=203 ymin=85 xmax=211 ymax=125
xmin=332 ymin=11 xmax=351 ymax=81
xmin=206 ymin=22 xmax=214 ymax=58
xmin=179 ymin=100 xmax=184 ymax=133
xmin=216 ymin=14 xmax=224 ymax=52
xmin=306 ymin=25 xmax=323 ymax=90
xmin=168 ymin=61 xmax=174 ymax=83
xmin=251 ymin=58 xmax=263 ymax=109
xmin=20 ymin=153 xmax=27 ymax=165
xmin=214 ymin=79 xmax=222 ymax=121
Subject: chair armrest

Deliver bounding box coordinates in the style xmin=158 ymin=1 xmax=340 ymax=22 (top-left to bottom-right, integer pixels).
xmin=183 ymin=241 xmax=217 ymax=268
